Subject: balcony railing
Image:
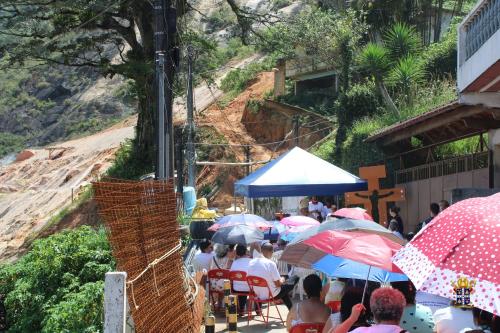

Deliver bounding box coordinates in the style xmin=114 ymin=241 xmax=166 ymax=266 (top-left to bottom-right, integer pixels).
xmin=395 ymin=151 xmax=489 ymax=184
xmin=464 ymin=0 xmax=500 ymax=61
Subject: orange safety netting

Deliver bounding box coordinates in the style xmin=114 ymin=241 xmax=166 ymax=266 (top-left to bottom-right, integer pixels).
xmin=93 ymin=178 xmax=204 ymax=332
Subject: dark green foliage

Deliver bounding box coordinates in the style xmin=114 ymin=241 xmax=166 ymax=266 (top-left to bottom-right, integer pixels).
xmin=338 ymin=81 xmax=382 ymax=126
xmin=383 ymin=23 xmax=421 ymax=61
xmin=421 ymin=29 xmax=457 ymax=78
xmin=0 ymin=227 xmax=114 ymax=333
xmin=340 ymin=119 xmax=386 ymax=173
xmin=277 ymin=87 xmax=335 ymax=116
xmin=358 ymin=43 xmax=391 ymax=78
xmin=0 ymin=133 xmax=26 ymax=157
xmin=106 ymin=139 xmax=154 ymax=180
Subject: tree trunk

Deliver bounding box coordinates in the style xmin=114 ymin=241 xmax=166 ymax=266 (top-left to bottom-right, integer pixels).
xmin=376 ymin=79 xmax=400 ymax=119
xmin=434 ymin=0 xmax=444 ymax=42
xmin=135 ymin=73 xmax=156 ymax=164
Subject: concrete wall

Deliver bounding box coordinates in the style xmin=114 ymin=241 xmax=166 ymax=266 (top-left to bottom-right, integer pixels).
xmin=396 ymin=168 xmax=489 ymax=232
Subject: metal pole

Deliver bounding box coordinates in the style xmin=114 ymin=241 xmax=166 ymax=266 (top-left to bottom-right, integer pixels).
xmin=293 ymin=115 xmax=300 ymax=147
xmin=361 ymin=265 xmax=372 ymax=304
xmin=176 ymin=140 xmax=184 ymax=195
xmin=157 ymin=53 xmax=167 ymax=179
xmin=186 ymin=45 xmax=196 ymax=187
xmin=154 ymin=0 xmax=167 ymax=179
xmin=245 ymin=146 xmax=251 ymax=176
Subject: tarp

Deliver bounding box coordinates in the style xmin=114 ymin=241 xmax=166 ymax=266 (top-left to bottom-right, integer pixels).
xmin=234 ymin=147 xmax=367 ymax=198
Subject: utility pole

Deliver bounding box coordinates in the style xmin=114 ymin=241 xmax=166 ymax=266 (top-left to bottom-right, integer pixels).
xmin=154 ymin=0 xmax=176 ymax=180
xmin=293 ymin=115 xmax=300 ymax=147
xmin=175 ymin=139 xmax=184 ymax=195
xmin=244 ymin=146 xmax=251 ymax=176
xmin=154 ymin=0 xmax=167 ymax=179
xmin=186 ymin=45 xmax=196 ymax=187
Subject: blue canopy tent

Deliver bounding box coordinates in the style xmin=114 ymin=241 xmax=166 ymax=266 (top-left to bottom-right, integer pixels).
xmin=234 ymin=147 xmax=367 ymax=197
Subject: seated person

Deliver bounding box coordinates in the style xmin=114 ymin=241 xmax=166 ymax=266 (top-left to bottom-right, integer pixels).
xmin=323 ymin=287 xmax=370 ymax=333
xmin=323 ymin=278 xmax=347 ymax=310
xmin=433 ymin=303 xmax=478 ymax=333
xmin=230 ymin=244 xmax=251 ymax=314
xmin=333 ymin=287 xmax=406 ymax=333
xmin=192 ymin=240 xmax=213 ymax=273
xmin=460 ymin=307 xmax=498 ymax=333
xmin=271 ymin=239 xmax=290 ymax=278
xmin=389 ymin=220 xmax=404 ymax=240
xmin=286 ymin=274 xmax=331 ymax=331
xmin=391 ymin=281 xmax=434 ymax=333
xmin=415 ymin=203 xmax=439 ymax=233
xmin=247 ymin=243 xmax=299 ymax=310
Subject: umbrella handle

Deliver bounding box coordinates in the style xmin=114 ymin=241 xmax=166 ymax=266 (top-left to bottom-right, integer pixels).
xmin=361 ymin=265 xmax=372 ymax=304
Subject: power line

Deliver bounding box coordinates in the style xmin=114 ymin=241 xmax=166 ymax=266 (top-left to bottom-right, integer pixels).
xmin=193 ymin=125 xmax=333 ymax=148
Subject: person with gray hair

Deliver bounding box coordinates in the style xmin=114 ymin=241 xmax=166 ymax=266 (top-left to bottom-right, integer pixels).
xmin=331 ymin=287 xmax=407 ymax=333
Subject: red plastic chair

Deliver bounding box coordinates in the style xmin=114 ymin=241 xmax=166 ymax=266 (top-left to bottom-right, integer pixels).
xmin=229 ymin=270 xmax=251 ymax=314
xmin=327 ymin=300 xmax=341 ymax=313
xmin=246 ymin=275 xmax=284 ymax=326
xmin=289 ymin=322 xmax=325 ymax=333
xmin=207 ymin=269 xmax=230 ymax=312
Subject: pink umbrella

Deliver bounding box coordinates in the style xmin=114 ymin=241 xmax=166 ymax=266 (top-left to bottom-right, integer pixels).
xmin=279 ymin=224 xmax=316 ymax=241
xmin=279 ymin=215 xmax=320 ymax=227
xmin=393 ymin=193 xmax=500 ymax=315
xmin=333 ymin=208 xmax=373 ymax=221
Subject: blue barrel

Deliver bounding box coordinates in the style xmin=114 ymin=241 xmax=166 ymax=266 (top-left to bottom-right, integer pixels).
xmin=183 ymin=186 xmax=196 ymax=215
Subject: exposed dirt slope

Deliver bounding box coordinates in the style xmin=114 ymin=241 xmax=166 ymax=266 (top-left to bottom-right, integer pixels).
xmin=0 ymin=116 xmax=136 ymax=262
xmin=195 ymin=72 xmax=280 ymax=207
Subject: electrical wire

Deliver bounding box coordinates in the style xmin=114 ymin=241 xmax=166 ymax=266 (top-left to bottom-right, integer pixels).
xmin=193 ymin=125 xmax=333 ymax=147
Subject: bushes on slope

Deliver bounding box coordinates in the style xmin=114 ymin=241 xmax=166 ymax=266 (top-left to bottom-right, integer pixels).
xmin=0 ymin=227 xmax=114 ymax=333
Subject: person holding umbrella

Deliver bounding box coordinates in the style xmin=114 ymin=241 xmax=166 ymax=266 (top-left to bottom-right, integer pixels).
xmin=331 ymin=287 xmax=407 ymax=333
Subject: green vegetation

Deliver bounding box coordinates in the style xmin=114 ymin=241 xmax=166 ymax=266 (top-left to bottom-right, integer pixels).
xmin=0 ymin=226 xmax=114 ymax=332
xmin=106 ymin=139 xmax=154 ymax=180
xmin=0 ymin=133 xmax=26 ymax=157
xmin=314 ymin=79 xmax=458 ymax=172
xmin=220 ymin=57 xmax=276 ymax=96
xmin=201 ymin=5 xmax=236 ymax=33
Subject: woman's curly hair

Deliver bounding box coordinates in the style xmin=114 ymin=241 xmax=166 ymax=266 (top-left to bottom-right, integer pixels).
xmin=370 ymin=287 xmax=406 ymax=322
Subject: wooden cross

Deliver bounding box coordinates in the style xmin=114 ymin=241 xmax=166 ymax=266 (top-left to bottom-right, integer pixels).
xmin=345 ymin=165 xmax=405 ymax=225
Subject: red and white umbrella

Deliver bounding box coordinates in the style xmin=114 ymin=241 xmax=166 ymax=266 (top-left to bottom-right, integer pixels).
xmin=393 ymin=193 xmax=500 ymax=315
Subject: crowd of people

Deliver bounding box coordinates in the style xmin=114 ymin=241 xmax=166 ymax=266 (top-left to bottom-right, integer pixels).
xmin=192 ymin=237 xmax=497 ymax=333
xmin=190 ymin=196 xmax=497 ymax=333
xmin=301 ymin=196 xmax=450 ymax=243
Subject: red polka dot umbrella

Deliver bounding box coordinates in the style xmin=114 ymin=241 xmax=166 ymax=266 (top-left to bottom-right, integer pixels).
xmin=392 ymin=193 xmax=500 ymax=315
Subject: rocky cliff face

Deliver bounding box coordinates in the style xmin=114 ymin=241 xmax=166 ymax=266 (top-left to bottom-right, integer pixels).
xmin=0 ymin=64 xmax=134 ymax=156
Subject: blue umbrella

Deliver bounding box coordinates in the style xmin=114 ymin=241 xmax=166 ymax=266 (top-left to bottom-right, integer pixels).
xmin=312 ymin=255 xmax=408 ymax=283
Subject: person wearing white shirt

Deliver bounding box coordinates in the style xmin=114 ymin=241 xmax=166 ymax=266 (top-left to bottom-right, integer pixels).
xmin=230 ymin=244 xmax=251 ymax=313
xmin=389 ymin=220 xmax=404 ymax=240
xmin=192 ymin=240 xmax=213 ymax=273
xmin=433 ymin=305 xmax=478 ymax=333
xmin=308 ymin=196 xmax=324 ymax=221
xmin=247 ymin=243 xmax=299 ymax=309
xmin=322 ymin=201 xmax=336 ymax=219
